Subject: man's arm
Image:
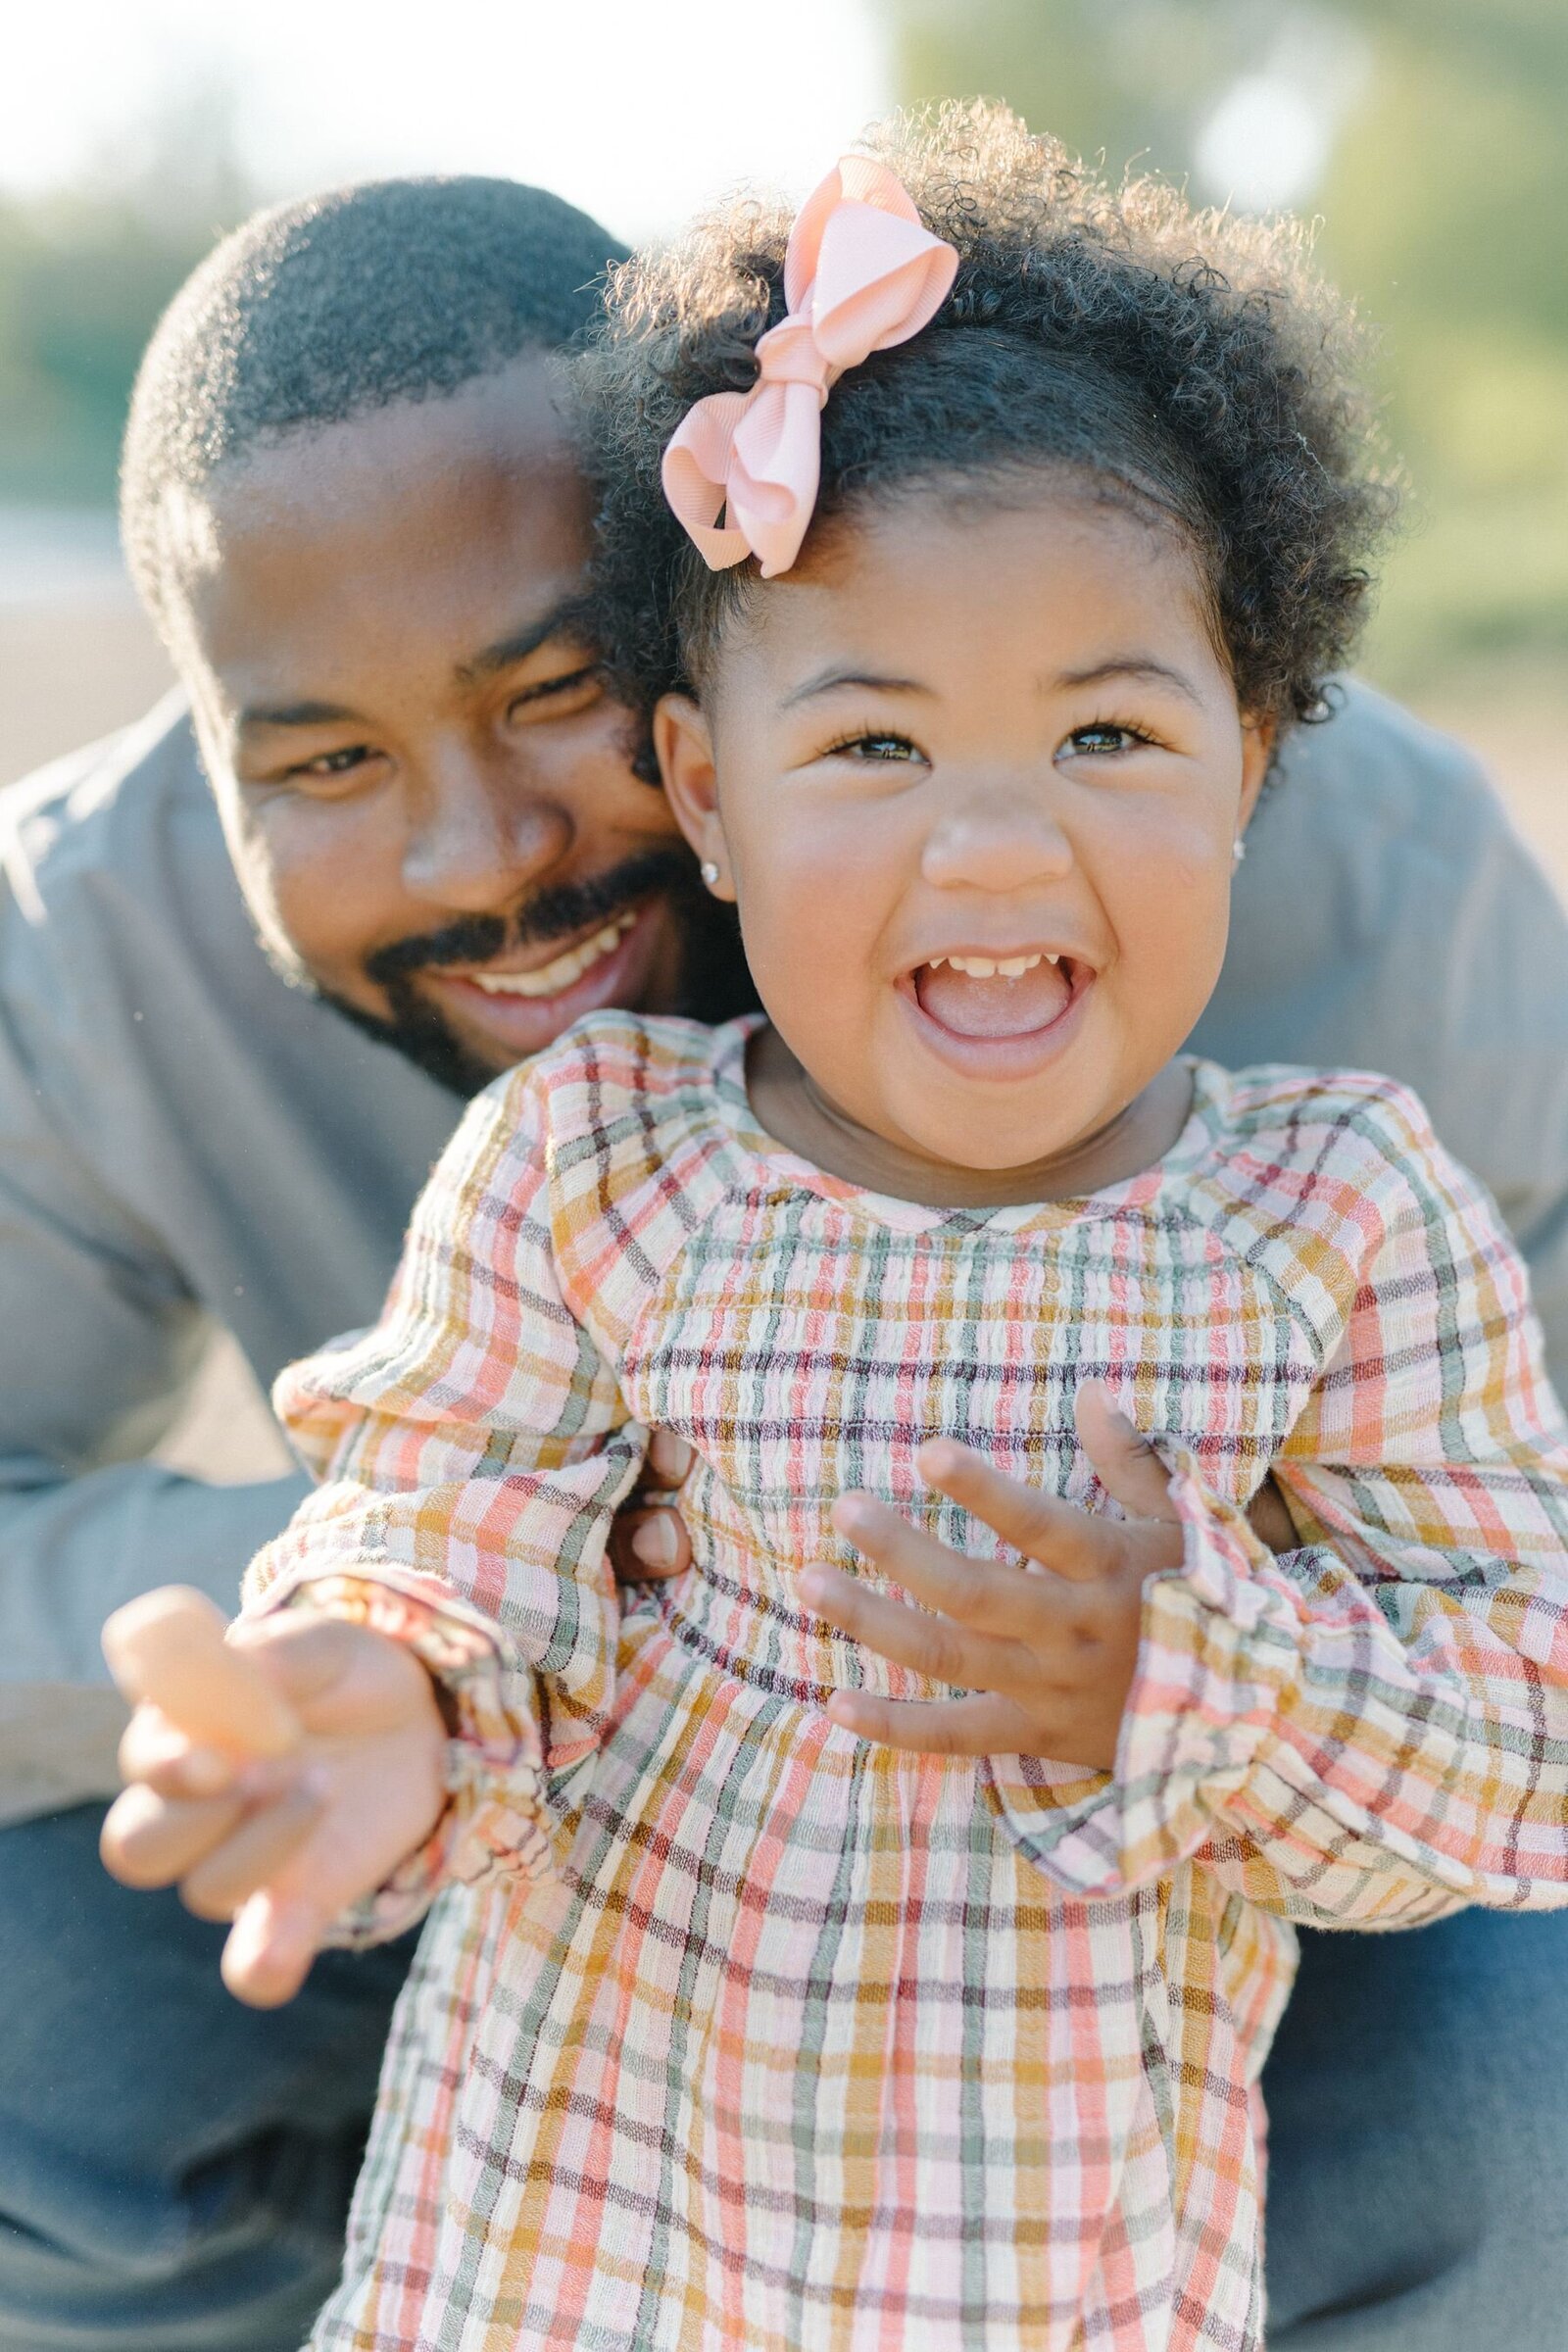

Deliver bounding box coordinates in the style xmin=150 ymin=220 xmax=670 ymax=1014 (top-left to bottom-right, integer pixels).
xmin=0 ymin=991 xmax=307 ymax=1819
xmin=1195 ymin=680 xmax=1568 ymax=1384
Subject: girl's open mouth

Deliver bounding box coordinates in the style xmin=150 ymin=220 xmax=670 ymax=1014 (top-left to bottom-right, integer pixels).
xmin=901 ymin=948 xmax=1091 ymax=1076
xmin=913 ymin=948 xmax=1075 ymax=1038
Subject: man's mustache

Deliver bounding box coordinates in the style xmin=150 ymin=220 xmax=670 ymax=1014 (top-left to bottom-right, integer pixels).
xmin=363 ymin=847 xmax=699 ymax=989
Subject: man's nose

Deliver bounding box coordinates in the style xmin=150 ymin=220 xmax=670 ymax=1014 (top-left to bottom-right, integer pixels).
xmin=400 ymin=753 xmax=572 ymax=909
xmin=919 ymin=778 xmax=1075 ymax=895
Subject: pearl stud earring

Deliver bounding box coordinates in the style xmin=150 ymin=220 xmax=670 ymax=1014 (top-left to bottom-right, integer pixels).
xmin=1232 ymin=838 xmax=1247 ymax=865
xmin=700 ymin=859 xmax=721 ymax=889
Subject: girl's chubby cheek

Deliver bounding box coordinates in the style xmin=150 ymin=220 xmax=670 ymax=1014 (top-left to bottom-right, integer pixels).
xmin=1132 ymin=808 xmax=1231 ymax=896
xmin=1161 ymin=846 xmax=1216 ymax=893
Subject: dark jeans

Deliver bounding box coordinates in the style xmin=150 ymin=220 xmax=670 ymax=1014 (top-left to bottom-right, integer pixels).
xmin=0 ymin=1805 xmax=411 ymax=2350
xmin=0 ymin=1806 xmax=1564 ymax=2349
xmin=1264 ymin=1908 xmax=1568 ymax=2346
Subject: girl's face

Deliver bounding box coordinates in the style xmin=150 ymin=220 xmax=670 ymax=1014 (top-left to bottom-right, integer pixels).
xmin=656 ymin=480 xmax=1272 ymax=1193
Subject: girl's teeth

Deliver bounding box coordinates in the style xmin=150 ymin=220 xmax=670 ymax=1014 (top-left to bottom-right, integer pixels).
xmin=468 ymin=913 xmax=635 ymax=998
xmin=929 ymin=952 xmax=1059 ymax=979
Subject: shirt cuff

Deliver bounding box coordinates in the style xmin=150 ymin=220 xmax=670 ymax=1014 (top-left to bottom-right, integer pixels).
xmin=987 ymin=1449 xmax=1300 ymax=1897
xmin=261 ymin=1563 xmax=555 ymax=1944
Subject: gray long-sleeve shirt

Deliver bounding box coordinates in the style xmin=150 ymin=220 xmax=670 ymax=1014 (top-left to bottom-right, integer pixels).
xmin=3 ymin=682 xmax=1567 ymax=1821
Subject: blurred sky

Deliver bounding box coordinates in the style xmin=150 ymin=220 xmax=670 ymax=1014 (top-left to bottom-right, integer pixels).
xmin=0 ymin=0 xmax=1374 ymax=231
xmin=0 ymin=0 xmax=893 ymax=239
xmin=3 ymin=0 xmax=1562 ymax=709
xmin=2 ymin=0 xmax=1563 ymax=837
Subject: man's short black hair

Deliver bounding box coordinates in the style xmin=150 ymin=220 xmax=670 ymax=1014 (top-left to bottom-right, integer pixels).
xmin=122 ymin=174 xmax=628 ymax=627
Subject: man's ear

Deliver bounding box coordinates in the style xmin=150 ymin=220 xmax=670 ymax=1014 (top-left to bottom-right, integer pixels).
xmin=1236 ymin=710 xmax=1277 ymax=837
xmin=653 ymin=693 xmax=735 ymax=899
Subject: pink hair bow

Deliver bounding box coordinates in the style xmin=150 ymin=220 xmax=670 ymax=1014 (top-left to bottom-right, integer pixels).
xmin=661 ymin=156 xmax=958 ymax=578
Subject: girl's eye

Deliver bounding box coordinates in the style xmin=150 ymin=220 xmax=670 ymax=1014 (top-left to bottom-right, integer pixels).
xmin=825 ymin=731 xmax=922 ymax=763
xmin=1060 ymin=723 xmax=1152 ymax=759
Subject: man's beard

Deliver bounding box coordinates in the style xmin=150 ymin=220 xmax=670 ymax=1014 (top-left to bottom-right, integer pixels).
xmin=311 ymin=846 xmax=758 ymax=1096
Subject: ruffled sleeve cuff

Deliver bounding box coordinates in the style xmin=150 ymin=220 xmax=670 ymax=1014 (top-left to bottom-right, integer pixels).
xmin=988 ymin=1449 xmax=1302 ymax=1898
xmin=260 ymin=1564 xmax=557 ymax=1946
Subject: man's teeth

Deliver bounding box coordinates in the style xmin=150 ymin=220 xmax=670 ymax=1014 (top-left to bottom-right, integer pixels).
xmin=467 ymin=913 xmax=636 ymax=998
xmin=925 ymin=952 xmax=1061 ymax=979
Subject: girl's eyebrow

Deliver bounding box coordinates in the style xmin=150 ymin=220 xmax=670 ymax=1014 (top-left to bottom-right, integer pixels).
xmin=1054 ymin=657 xmax=1204 ymax=708
xmin=780 ymin=665 xmax=933 ymax=709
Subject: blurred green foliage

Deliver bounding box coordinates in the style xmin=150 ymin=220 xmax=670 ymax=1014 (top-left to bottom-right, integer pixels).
xmin=1 ymin=8 xmax=1562 ymax=692
xmin=0 ymin=201 xmax=212 ymax=501
xmin=0 ymin=96 xmax=251 ymax=506
xmin=878 ymin=0 xmax=1568 ymax=691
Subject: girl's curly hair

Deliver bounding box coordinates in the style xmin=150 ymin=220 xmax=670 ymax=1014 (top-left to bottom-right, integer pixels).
xmin=574 ymin=101 xmax=1396 ymax=741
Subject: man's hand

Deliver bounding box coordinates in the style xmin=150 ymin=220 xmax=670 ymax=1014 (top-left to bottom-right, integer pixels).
xmin=608 ymin=1429 xmax=696 ymax=1583
xmin=800 ymin=1383 xmax=1187 ymax=1771
xmin=101 ymin=1606 xmax=447 ymax=2008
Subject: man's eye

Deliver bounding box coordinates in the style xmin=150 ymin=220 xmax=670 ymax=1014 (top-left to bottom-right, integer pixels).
xmin=1061 ymin=723 xmax=1150 ymax=758
xmin=291 ymin=745 xmax=373 ymax=780
xmin=826 ymin=731 xmax=920 ymax=763
xmin=510 ymin=664 xmax=601 ymax=714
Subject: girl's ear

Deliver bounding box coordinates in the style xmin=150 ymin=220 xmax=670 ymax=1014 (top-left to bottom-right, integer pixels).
xmin=653 ymin=693 xmax=735 ymax=900
xmin=1236 ymin=711 xmax=1277 ymax=837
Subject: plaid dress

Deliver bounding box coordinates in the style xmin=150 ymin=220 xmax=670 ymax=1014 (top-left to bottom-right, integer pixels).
xmin=249 ymin=1012 xmax=1568 ymax=2352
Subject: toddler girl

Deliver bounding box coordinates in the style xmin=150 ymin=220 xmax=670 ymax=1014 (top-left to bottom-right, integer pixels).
xmin=108 ymin=105 xmax=1568 ymax=2352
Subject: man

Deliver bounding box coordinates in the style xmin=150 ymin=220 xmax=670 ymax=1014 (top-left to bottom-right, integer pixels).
xmin=2 ymin=177 xmax=1566 ymax=2352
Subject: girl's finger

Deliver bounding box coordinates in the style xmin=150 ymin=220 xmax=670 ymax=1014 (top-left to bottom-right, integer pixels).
xmin=829 ymin=1493 xmax=1080 ymax=1627
xmin=230 ymin=1614 xmax=441 ymax=1740
xmin=823 ymin=1688 xmax=1030 ymax=1756
xmin=100 ymin=1781 xmax=248 ymax=1889
xmin=800 ymin=1564 xmax=1023 ymax=1691
xmin=119 ymin=1705 xmax=239 ymax=1798
xmin=103 ymin=1586 xmax=301 ymax=1758
xmin=1074 ymin=1383 xmax=1181 ymax=1524
xmin=226 ymin=1614 xmax=365 ymax=1706
xmin=909 ymin=1446 xmax=1108 ymax=1583
xmin=221 ymin=1887 xmax=328 ymax=2009
xmin=178 ymin=1779 xmax=326 ymax=1923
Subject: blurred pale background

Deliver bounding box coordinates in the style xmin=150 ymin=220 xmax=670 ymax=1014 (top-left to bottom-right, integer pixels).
xmin=1 ymin=0 xmax=1563 ymax=1466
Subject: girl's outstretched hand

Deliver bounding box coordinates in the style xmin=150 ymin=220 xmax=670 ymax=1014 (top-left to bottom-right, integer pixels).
xmin=100 ymin=1598 xmax=448 ymax=2008
xmin=801 ymin=1382 xmax=1187 ymax=1771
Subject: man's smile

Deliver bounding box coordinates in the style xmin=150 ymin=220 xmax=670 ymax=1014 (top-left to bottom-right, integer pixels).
xmin=438 ymin=908 xmax=639 ymax=998
xmin=418 ymin=896 xmax=673 ymax=1061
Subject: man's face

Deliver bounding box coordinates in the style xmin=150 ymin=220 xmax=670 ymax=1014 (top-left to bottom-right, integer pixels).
xmin=175 ymin=353 xmax=741 ymax=1092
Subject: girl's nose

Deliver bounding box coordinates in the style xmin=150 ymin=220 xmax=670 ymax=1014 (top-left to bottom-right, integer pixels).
xmin=919 ymin=784 xmax=1075 ymax=895
xmin=400 ymin=754 xmax=573 ymax=910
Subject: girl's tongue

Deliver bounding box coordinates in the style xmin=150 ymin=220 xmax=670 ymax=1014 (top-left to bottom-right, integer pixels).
xmin=914 ymin=955 xmax=1072 ymax=1039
